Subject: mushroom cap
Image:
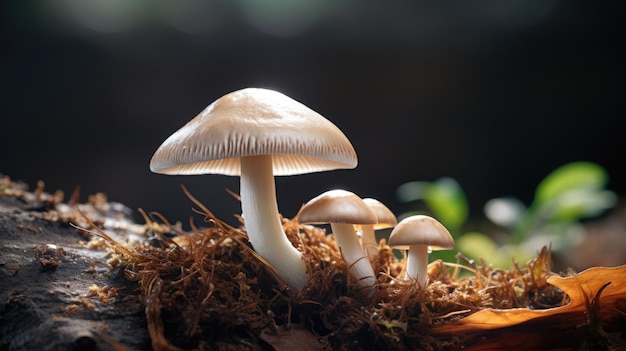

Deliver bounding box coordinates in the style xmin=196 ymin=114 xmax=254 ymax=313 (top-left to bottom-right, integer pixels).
xmin=387 ymin=215 xmax=454 ymax=250
xmin=150 ymin=88 xmax=357 ymax=176
xmin=297 ymin=189 xmax=378 ymax=225
xmin=362 ymin=198 xmax=397 ymax=229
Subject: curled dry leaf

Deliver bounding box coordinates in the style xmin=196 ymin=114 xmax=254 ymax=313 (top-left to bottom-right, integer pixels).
xmin=431 ymin=265 xmax=626 ymax=350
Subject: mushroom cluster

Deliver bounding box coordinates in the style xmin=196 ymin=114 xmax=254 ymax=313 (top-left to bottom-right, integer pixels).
xmin=297 ymin=189 xmax=378 ymax=298
xmin=150 ymin=87 xmax=454 ymax=293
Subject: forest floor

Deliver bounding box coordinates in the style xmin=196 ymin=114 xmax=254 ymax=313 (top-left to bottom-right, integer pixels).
xmin=1 ymin=175 xmax=625 ymax=351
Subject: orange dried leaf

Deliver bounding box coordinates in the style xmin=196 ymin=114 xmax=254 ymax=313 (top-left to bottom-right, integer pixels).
xmin=430 ymin=265 xmax=626 ymax=350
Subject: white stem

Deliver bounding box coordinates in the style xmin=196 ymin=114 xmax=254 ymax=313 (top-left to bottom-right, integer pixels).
xmin=240 ymin=155 xmax=308 ymax=290
xmin=405 ymin=245 xmax=429 ymax=287
xmin=360 ymin=224 xmax=379 ymax=261
xmin=331 ymin=222 xmax=377 ymax=298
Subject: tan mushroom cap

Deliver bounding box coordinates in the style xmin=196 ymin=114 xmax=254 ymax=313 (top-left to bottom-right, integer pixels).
xmin=297 ymin=190 xmax=378 ymax=225
xmin=387 ymin=215 xmax=454 ymax=250
xmin=362 ymin=198 xmax=397 ymax=229
xmin=149 ymin=88 xmax=357 ymax=176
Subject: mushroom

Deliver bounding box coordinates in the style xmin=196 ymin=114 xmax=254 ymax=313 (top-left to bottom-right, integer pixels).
xmin=358 ymin=198 xmax=397 ymax=261
xmin=149 ymin=88 xmax=358 ymax=290
xmin=387 ymin=215 xmax=454 ymax=287
xmin=297 ymin=189 xmax=378 ymax=298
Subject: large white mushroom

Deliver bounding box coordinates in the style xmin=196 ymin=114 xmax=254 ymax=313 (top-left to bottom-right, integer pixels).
xmin=387 ymin=215 xmax=454 ymax=287
xmin=297 ymin=189 xmax=378 ymax=298
xmin=149 ymin=88 xmax=358 ymax=290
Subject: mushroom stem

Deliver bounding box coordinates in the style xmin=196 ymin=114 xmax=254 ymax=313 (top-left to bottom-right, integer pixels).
xmin=360 ymin=225 xmax=379 ymax=261
xmin=331 ymin=222 xmax=377 ymax=298
xmin=240 ymin=155 xmax=308 ymax=290
xmin=405 ymin=245 xmax=429 ymax=287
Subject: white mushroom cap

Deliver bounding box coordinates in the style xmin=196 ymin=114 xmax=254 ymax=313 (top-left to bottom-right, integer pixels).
xmin=361 ymin=198 xmax=397 ymax=229
xmin=297 ymin=189 xmax=378 ymax=226
xmin=388 ymin=215 xmax=454 ymax=251
xmin=149 ymin=87 xmax=357 ymax=176
xmin=298 ymin=189 xmax=378 ymax=298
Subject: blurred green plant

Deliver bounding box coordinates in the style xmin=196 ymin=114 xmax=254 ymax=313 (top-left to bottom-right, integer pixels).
xmin=395 ymin=161 xmax=618 ymax=268
xmin=395 ymin=177 xmax=469 ymax=263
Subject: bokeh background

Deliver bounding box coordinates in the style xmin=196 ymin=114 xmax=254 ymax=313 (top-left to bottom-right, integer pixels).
xmin=2 ymin=1 xmax=625 ymax=233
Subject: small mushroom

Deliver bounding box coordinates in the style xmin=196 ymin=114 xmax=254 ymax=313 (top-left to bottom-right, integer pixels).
xmin=150 ymin=88 xmax=358 ymax=290
xmin=358 ymin=198 xmax=397 ymax=261
xmin=297 ymin=189 xmax=378 ymax=298
xmin=387 ymin=215 xmax=454 ymax=287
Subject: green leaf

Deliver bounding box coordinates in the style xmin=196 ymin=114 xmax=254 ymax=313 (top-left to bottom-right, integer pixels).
xmin=534 ymin=162 xmax=608 ymax=206
xmin=424 ymin=177 xmax=469 ymax=233
xmin=455 ymin=232 xmax=500 ymax=265
xmin=512 ymin=162 xmax=616 ymax=243
xmin=457 ymin=232 xmax=532 ymax=268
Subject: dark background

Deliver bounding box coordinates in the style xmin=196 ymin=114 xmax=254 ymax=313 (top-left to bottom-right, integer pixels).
xmin=2 ymin=1 xmax=625 ymax=228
